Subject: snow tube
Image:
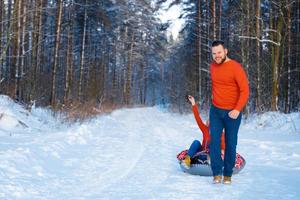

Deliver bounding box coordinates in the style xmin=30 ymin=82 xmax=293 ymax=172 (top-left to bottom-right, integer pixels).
xmin=177 ymin=150 xmax=246 ymax=176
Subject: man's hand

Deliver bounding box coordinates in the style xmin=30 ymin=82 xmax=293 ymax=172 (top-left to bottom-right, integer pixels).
xmin=187 ymin=95 xmax=196 ymax=106
xmin=228 ymin=109 xmax=240 ymax=119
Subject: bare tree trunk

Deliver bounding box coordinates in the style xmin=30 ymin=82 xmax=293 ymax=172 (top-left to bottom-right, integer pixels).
xmin=32 ymin=0 xmax=45 ymax=102
xmin=143 ymin=72 xmax=147 ymax=104
xmin=64 ymin=0 xmax=74 ymax=104
xmin=271 ymin=10 xmax=283 ymax=111
xmin=245 ymin=0 xmax=251 ymax=115
xmin=0 ymin=0 xmax=3 ymax=81
xmin=14 ymin=0 xmax=22 ymax=100
xmin=240 ymin=0 xmax=250 ymax=117
xmin=36 ymin=0 xmax=44 ymax=77
xmin=11 ymin=0 xmax=19 ymax=97
xmin=296 ymin=1 xmax=300 ymax=111
xmin=159 ymin=55 xmax=164 ymax=105
xmin=125 ymin=33 xmax=134 ymax=105
xmin=5 ymin=0 xmax=12 ymax=91
xmin=218 ymin=0 xmax=222 ymax=39
xmin=112 ymin=34 xmax=118 ymax=104
xmin=139 ymin=62 xmax=145 ymax=104
xmin=256 ymin=0 xmax=261 ymax=112
xmin=122 ymin=24 xmax=128 ymax=103
xmin=78 ymin=0 xmax=87 ymax=102
xmin=85 ymin=27 xmax=92 ymax=99
xmin=20 ymin=0 xmax=27 ymax=101
xmin=50 ymin=0 xmax=63 ymax=107
xmin=142 ymin=44 xmax=147 ymax=105
xmin=31 ymin=0 xmax=39 ymax=101
xmin=206 ymin=0 xmax=210 ymax=45
xmin=98 ymin=49 xmax=105 ymax=102
xmin=205 ymin=0 xmax=210 ymax=104
xmin=196 ymin=0 xmax=201 ymax=99
xmin=212 ymin=0 xmax=216 ymax=40
xmin=285 ymin=0 xmax=292 ymax=113
xmin=112 ymin=64 xmax=117 ymax=103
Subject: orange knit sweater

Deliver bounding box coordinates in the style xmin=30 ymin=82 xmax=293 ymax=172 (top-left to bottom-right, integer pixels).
xmin=192 ymin=105 xmax=225 ymax=150
xmin=210 ymin=60 xmax=249 ymax=111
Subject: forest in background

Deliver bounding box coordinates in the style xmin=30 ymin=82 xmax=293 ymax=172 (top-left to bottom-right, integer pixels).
xmin=0 ymin=0 xmax=299 ymax=116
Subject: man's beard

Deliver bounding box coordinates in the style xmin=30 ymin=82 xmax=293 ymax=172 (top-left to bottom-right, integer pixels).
xmin=215 ymin=55 xmax=227 ymax=64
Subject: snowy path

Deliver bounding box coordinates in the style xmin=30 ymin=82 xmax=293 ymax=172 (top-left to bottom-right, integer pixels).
xmin=0 ymin=98 xmax=300 ymax=199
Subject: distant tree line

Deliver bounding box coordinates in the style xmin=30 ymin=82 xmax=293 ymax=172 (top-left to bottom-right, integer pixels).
xmin=0 ymin=0 xmax=167 ymax=111
xmin=0 ymin=0 xmax=299 ymax=114
xmin=161 ymin=0 xmax=300 ymax=114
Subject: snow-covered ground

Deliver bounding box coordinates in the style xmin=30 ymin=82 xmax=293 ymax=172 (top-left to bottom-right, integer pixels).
xmin=0 ymin=95 xmax=299 ymax=200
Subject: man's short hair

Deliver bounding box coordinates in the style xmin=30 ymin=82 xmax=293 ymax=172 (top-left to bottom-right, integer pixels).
xmin=211 ymin=40 xmax=225 ymax=48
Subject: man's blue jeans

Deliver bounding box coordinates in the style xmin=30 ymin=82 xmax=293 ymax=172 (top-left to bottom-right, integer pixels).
xmin=209 ymin=105 xmax=242 ymax=177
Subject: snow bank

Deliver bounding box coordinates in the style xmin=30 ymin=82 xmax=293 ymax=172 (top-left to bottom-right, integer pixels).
xmin=0 ymin=95 xmax=299 ymax=200
xmin=243 ymin=111 xmax=300 ymax=134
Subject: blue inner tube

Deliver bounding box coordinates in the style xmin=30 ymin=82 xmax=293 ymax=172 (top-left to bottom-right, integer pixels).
xmin=178 ymin=151 xmax=246 ymax=176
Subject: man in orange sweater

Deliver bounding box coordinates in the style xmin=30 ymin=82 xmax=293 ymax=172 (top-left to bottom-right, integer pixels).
xmin=209 ymin=40 xmax=249 ymax=184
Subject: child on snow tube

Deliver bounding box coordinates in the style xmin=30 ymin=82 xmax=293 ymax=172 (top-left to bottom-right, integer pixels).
xmin=181 ymin=95 xmax=225 ymax=169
